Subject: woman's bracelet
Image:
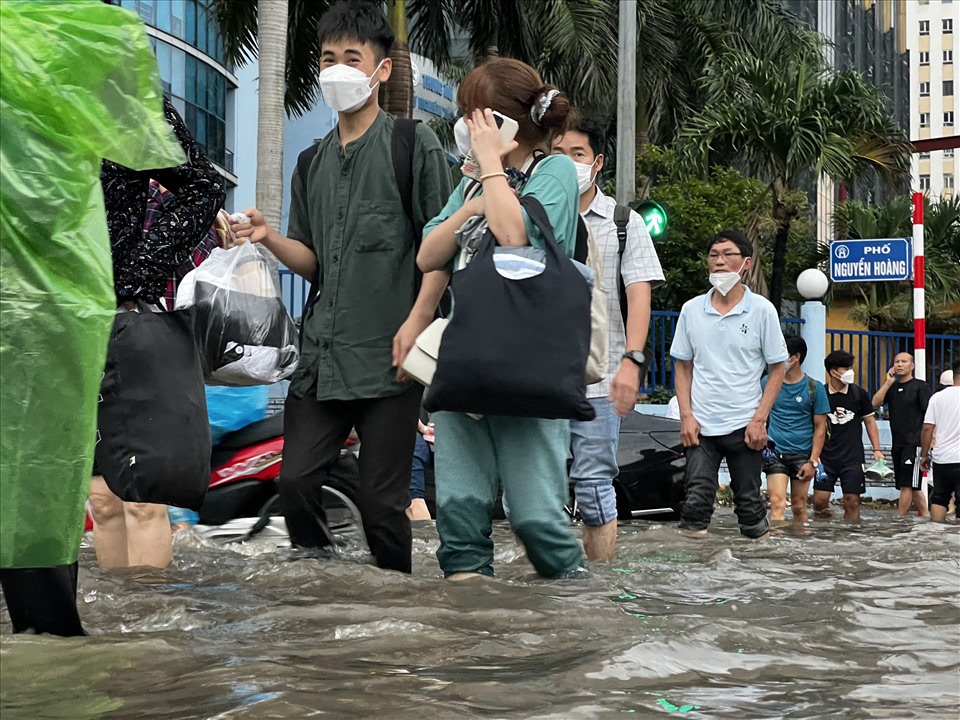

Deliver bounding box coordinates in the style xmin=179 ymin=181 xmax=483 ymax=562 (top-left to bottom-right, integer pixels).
xmin=479 ymin=171 xmax=508 ymax=182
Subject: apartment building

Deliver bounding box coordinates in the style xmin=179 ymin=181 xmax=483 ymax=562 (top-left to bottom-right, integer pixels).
xmin=907 ymin=0 xmax=960 ymax=199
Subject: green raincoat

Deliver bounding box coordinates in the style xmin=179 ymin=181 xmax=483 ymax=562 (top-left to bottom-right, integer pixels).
xmin=0 ymin=1 xmax=186 ymax=567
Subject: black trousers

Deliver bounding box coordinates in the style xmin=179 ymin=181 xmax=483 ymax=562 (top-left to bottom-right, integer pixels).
xmin=679 ymin=428 xmax=770 ymax=538
xmin=0 ymin=562 xmax=85 ymax=636
xmin=279 ymin=384 xmax=423 ymax=573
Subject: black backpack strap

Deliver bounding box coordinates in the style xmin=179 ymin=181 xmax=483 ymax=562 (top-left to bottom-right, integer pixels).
xmin=613 ymin=204 xmax=631 ymax=257
xmin=613 ymin=204 xmax=631 ymax=324
xmin=392 ymin=118 xmax=421 ymax=240
xmin=573 ymin=218 xmax=589 ymax=264
xmin=295 ymin=142 xmax=323 ymax=313
xmin=807 ymin=376 xmax=818 ymax=417
xmin=296 ymin=143 xmax=321 ymax=211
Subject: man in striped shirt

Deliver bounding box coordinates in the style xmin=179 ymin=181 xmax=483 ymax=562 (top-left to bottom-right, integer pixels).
xmin=553 ymin=117 xmax=664 ymax=561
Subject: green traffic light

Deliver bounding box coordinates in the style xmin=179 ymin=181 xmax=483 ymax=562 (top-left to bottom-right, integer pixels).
xmin=632 ymin=200 xmax=668 ymax=239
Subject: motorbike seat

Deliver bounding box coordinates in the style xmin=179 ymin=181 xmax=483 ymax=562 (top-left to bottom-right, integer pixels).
xmin=216 ymin=412 xmax=284 ymax=450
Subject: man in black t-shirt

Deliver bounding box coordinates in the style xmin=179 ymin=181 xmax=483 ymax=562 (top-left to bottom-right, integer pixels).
xmin=871 ymin=352 xmax=931 ymax=517
xmin=813 ymin=351 xmax=885 ymax=522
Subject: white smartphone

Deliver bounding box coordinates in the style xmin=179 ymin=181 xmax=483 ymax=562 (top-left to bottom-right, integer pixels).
xmin=460 ymin=111 xmax=519 ymax=181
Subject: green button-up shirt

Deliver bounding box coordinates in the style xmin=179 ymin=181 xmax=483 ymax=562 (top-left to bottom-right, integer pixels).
xmin=286 ymin=111 xmax=452 ymax=401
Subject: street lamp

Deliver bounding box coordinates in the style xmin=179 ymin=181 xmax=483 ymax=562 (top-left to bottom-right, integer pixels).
xmin=796 ymin=269 xmax=829 ymax=379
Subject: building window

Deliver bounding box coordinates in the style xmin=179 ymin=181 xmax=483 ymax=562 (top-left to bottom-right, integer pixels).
xmin=945 ymin=81 xmax=955 ymax=96
xmin=946 ymin=111 xmax=955 ymax=127
xmin=920 ymin=82 xmax=931 ymax=97
xmin=920 ymin=51 xmax=930 ymax=66
xmin=947 ymin=50 xmax=955 ymax=64
xmin=945 ymin=19 xmax=954 ymax=34
xmin=920 ymin=20 xmax=930 ymax=35
xmin=920 ymin=175 xmax=931 ymax=190
xmin=921 ymin=112 xmax=930 ymax=127
xmin=920 ymin=151 xmax=931 ymax=159
xmin=946 ymin=174 xmax=955 ymax=189
xmin=946 ymin=149 xmax=956 ymax=159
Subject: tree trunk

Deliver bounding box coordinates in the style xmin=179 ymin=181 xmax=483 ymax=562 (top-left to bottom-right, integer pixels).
xmin=380 ymin=0 xmax=413 ymax=118
xmin=769 ymin=218 xmax=791 ymax=314
xmin=768 ymin=177 xmax=793 ymax=314
xmin=255 ymin=0 xmax=287 ymax=230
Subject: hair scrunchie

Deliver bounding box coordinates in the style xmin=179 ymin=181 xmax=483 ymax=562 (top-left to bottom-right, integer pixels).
xmin=530 ymin=89 xmax=560 ymax=126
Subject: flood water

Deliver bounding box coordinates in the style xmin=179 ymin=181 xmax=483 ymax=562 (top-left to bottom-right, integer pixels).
xmin=2 ymin=511 xmax=958 ymax=719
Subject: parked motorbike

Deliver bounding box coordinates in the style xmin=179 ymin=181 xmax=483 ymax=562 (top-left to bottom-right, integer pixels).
xmin=84 ymin=412 xmax=364 ymax=547
xmin=84 ymin=410 xmax=685 ymax=544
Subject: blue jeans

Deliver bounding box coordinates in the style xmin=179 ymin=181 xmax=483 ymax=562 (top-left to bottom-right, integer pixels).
xmin=570 ymin=398 xmax=622 ymax=526
xmin=679 ymin=428 xmax=770 ymax=538
xmin=410 ymin=433 xmax=431 ymax=500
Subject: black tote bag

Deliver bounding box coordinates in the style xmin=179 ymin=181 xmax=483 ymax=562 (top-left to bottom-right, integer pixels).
xmin=94 ymin=306 xmax=211 ymax=510
xmin=424 ymin=196 xmax=595 ymax=421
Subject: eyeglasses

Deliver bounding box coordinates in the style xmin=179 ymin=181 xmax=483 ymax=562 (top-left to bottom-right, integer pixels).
xmin=707 ymin=251 xmax=743 ymax=262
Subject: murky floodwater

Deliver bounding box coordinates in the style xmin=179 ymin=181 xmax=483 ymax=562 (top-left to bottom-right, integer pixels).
xmin=2 ymin=511 xmax=958 ymax=719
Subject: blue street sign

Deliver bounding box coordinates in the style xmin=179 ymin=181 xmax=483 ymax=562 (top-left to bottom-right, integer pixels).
xmin=829 ymin=238 xmax=913 ymax=283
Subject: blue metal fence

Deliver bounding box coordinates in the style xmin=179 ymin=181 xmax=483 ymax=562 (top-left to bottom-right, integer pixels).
xmin=643 ymin=311 xmax=806 ymax=393
xmin=825 ymin=329 xmax=958 ymax=394
xmin=279 ymin=269 xmax=958 ymax=394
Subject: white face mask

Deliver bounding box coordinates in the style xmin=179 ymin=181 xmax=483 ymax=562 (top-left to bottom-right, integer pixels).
xmin=785 ymin=359 xmax=795 ymax=371
xmin=839 ymin=369 xmax=855 ymax=385
xmin=453 ymin=117 xmax=472 ymax=157
xmin=709 ymin=263 xmax=745 ymax=296
xmin=319 ymin=60 xmax=384 ymax=114
xmin=573 ymin=160 xmax=597 ymax=195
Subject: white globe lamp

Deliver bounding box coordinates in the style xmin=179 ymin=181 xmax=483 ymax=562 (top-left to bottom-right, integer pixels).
xmin=796 ymin=268 xmax=828 ymax=378
xmin=796 ymin=268 xmax=829 ymax=300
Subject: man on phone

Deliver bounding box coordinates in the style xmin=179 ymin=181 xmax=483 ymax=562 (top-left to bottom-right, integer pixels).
xmin=871 ymin=353 xmax=931 ymax=517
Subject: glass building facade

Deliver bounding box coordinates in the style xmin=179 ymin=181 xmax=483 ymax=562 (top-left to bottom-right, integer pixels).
xmin=111 ymin=0 xmax=235 ymax=178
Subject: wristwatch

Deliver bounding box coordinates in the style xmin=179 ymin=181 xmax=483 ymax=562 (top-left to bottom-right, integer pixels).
xmin=622 ymin=350 xmax=646 ymax=368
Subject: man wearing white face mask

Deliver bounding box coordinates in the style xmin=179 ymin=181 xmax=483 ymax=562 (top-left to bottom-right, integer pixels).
xmin=551 ymin=116 xmax=663 ymax=561
xmin=813 ymin=350 xmax=884 ymax=522
xmin=670 ymin=230 xmax=788 ymax=539
xmin=231 ymin=1 xmax=452 ymax=574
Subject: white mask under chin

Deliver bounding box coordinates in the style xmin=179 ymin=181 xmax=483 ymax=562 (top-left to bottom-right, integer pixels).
xmin=573 ymin=160 xmax=597 ymax=195
xmin=318 ymin=60 xmax=384 ymax=114
xmin=709 ymin=271 xmax=741 ymax=296
xmin=708 ymin=259 xmax=746 ymax=296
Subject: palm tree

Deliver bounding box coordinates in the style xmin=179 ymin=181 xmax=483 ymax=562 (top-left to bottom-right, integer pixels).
xmin=408 ymin=0 xmax=619 ymax=115
xmin=833 ymin=196 xmax=960 ymax=333
xmin=255 ymin=0 xmax=288 ymax=233
xmin=637 ymin=0 xmax=811 ymax=148
xmin=379 ymin=0 xmax=414 ymax=118
xmin=674 ymin=37 xmax=911 ymax=313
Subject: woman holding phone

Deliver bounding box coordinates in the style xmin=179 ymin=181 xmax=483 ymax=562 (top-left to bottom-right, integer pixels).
xmin=418 ymin=58 xmax=584 ymax=580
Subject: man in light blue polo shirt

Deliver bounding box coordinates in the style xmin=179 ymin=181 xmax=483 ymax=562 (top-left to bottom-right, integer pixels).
xmin=670 ymin=230 xmax=788 ymax=538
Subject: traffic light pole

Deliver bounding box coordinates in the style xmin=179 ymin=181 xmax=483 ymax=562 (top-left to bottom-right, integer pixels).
xmin=616 ymin=0 xmax=637 ymax=206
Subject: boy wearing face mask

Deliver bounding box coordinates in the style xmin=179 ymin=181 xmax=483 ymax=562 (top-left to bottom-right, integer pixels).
xmin=551 ymin=116 xmax=664 ymax=561
xmin=670 ymin=231 xmax=788 ymax=539
xmin=813 ymin=350 xmax=885 ymax=522
xmin=231 ymin=1 xmax=452 ymax=573
xmin=761 ymin=336 xmax=830 ymax=525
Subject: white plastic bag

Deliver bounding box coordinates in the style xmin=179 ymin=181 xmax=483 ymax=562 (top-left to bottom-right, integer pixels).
xmin=176 ymin=242 xmax=299 ymax=385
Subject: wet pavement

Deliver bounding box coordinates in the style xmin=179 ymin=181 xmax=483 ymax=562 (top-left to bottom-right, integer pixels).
xmin=1 ymin=511 xmax=958 ymax=719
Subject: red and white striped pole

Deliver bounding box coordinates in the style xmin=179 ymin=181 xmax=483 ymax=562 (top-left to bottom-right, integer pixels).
xmin=912 ymin=192 xmax=926 ymax=381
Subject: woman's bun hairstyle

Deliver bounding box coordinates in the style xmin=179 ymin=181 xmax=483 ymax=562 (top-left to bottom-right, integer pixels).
xmin=457 ymin=59 xmax=571 ymax=148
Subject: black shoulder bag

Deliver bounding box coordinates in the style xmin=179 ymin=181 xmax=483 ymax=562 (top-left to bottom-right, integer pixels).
xmin=424 ymin=196 xmax=595 ymax=421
